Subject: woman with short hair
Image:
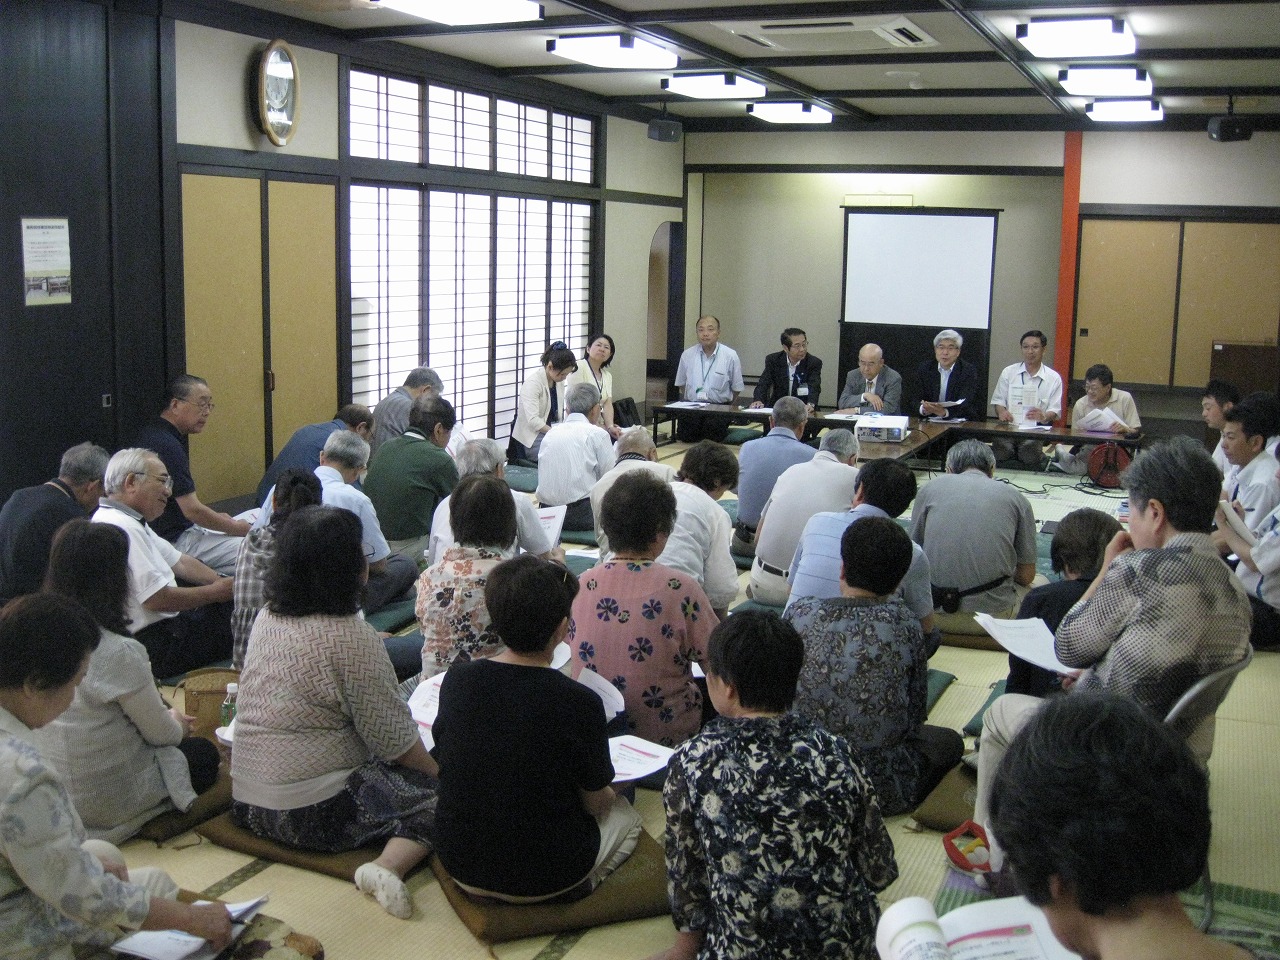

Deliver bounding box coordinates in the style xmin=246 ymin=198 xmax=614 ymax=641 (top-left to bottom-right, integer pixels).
xmin=511 ymin=342 xmax=578 ymax=462
xmin=231 ymin=505 xmax=438 ymax=919
xmin=0 ymin=593 xmax=232 ymax=959
xmin=569 ymin=334 xmax=622 ymax=439
xmin=35 ymin=520 xmax=220 ymax=843
xmin=415 ymin=473 xmax=518 ymax=678
xmin=570 ymin=470 xmax=718 ymax=747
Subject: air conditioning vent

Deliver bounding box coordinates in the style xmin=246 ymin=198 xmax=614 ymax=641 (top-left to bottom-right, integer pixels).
xmin=716 ymin=15 xmax=938 ymax=54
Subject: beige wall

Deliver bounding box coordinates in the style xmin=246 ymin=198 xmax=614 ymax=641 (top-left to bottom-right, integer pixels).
xmin=604 ymin=202 xmax=682 ymax=405
xmin=1081 ymin=131 xmax=1280 ymax=207
xmin=691 ymin=170 xmax=1063 ymax=402
xmin=605 ymin=116 xmax=684 ymax=197
xmin=175 ymin=21 xmax=339 ymax=159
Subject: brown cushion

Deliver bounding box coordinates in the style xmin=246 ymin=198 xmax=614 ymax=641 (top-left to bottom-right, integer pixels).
xmin=196 ymin=812 xmax=383 ymax=881
xmin=431 ymin=829 xmax=670 ymax=944
xmin=938 ymin=631 xmax=1001 ymax=651
xmin=136 ymin=765 xmax=233 ymax=842
xmin=909 ymin=762 xmax=978 ymax=832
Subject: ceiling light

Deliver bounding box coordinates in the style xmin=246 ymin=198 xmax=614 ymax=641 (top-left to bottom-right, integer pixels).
xmin=662 ymin=73 xmax=766 ymax=100
xmin=747 ymin=102 xmax=833 ymax=124
xmin=548 ymin=34 xmax=678 ymax=70
xmin=1086 ymin=99 xmax=1163 ymax=122
xmin=1059 ymin=67 xmax=1151 ymax=97
xmin=374 ymin=0 xmax=542 ymax=26
xmin=1016 ymin=18 xmax=1136 ymax=58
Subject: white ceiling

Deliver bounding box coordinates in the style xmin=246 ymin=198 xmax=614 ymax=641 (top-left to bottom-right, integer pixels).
xmin=230 ymin=0 xmax=1280 ymax=132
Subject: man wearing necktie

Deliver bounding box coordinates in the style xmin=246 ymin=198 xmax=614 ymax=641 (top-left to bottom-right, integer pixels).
xmin=836 ymin=343 xmax=902 ymax=415
xmin=751 ymin=328 xmax=823 ymax=413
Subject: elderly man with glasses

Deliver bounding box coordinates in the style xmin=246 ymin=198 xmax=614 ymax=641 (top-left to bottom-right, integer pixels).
xmin=135 ymin=374 xmax=253 ymax=575
xmin=92 ymin=448 xmax=234 ymax=678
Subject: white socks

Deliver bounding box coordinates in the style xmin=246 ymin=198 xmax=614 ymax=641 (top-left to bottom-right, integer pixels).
xmin=355 ymin=862 xmax=413 ymax=919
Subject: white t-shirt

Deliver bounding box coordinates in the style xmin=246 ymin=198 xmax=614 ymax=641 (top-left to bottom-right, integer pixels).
xmin=92 ymin=500 xmax=181 ymax=631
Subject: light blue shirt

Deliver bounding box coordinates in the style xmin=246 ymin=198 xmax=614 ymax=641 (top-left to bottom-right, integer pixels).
xmin=785 ymin=504 xmax=933 ymax=620
xmin=257 ymin=465 xmax=390 ymax=563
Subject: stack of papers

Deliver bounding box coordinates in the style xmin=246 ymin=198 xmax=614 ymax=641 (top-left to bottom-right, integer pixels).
xmin=610 ymin=735 xmax=674 ymax=783
xmin=1075 ymin=407 xmax=1126 ymax=432
xmin=112 ymin=895 xmax=268 ymax=960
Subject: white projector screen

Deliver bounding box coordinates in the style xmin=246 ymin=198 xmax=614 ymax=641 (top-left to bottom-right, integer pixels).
xmin=841 ymin=209 xmax=998 ymax=330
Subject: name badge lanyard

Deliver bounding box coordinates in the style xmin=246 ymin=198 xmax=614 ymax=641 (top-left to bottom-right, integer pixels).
xmin=698 ymin=347 xmax=719 ymax=397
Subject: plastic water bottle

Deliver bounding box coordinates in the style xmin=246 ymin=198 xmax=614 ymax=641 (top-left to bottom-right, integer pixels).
xmin=220 ymin=682 xmax=238 ymax=728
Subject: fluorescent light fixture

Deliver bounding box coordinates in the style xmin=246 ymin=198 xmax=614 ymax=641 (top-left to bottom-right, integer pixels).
xmin=1016 ymin=18 xmax=1136 ymax=58
xmin=374 ymin=0 xmax=542 ymax=26
xmin=747 ymin=102 xmax=833 ymax=124
xmin=548 ymin=34 xmax=677 ymax=70
xmin=661 ymin=73 xmax=766 ymax=100
xmin=1059 ymin=67 xmax=1152 ymax=97
xmin=1085 ymin=99 xmax=1164 ymax=122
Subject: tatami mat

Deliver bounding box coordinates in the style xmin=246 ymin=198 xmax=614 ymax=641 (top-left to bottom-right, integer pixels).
xmin=120 ymin=448 xmax=1280 ymax=957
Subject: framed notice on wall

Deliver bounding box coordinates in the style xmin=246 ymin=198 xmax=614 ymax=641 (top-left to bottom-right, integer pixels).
xmin=21 ymin=217 xmax=72 ymax=306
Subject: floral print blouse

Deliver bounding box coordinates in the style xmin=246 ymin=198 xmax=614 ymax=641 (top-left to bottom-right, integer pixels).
xmin=569 ymin=559 xmax=716 ymax=747
xmin=664 ymin=713 xmax=898 ymax=960
xmin=415 ymin=545 xmax=507 ymax=678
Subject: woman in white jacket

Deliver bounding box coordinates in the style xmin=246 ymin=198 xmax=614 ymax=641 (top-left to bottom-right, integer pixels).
xmin=510 ymin=341 xmax=577 ymax=462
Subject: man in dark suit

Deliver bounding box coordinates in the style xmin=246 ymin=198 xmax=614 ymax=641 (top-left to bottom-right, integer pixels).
xmin=915 ymin=328 xmax=983 ymax=421
xmin=750 ymin=327 xmax=822 ymax=412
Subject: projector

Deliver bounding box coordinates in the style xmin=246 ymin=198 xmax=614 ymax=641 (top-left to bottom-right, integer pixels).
xmin=854 ymin=415 xmax=909 ymax=443
xmin=647 ymin=118 xmax=683 ymax=143
xmin=1208 ymin=115 xmax=1253 ymax=142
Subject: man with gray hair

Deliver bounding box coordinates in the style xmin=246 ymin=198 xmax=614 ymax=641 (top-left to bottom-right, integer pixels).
xmin=0 ymin=442 xmax=110 ymax=603
xmin=915 ymin=328 xmax=983 ymax=421
xmin=748 ymin=428 xmax=859 ymax=605
xmin=258 ymin=430 xmax=417 ymax=616
xmin=92 ymin=448 xmax=234 ymax=677
xmin=731 ymin=395 xmax=814 ymax=557
xmin=427 ymin=438 xmax=557 ymax=564
xmin=370 ymin=367 xmax=444 ymax=454
xmin=589 ymin=427 xmax=678 ymax=555
xmin=535 ymin=382 xmax=615 ymax=531
xmin=910 ymin=438 xmax=1038 ymax=634
xmin=973 ymin=438 xmax=1250 ymax=873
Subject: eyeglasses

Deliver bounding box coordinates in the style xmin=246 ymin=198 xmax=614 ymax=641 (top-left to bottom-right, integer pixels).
xmin=133 ymin=470 xmax=173 ymax=492
xmin=178 ymin=396 xmax=216 ymax=413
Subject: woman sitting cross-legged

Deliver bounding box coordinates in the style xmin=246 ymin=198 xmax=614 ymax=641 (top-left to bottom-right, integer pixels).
xmin=231 ymin=505 xmax=439 ymax=919
xmin=415 ymin=473 xmax=516 ymax=678
xmin=432 ymin=554 xmax=643 ymax=903
xmin=652 ymin=611 xmax=898 ymax=960
xmin=570 ymin=470 xmax=717 ymax=747
xmin=1 ymin=594 xmax=232 ymax=960
xmin=34 ymin=520 xmax=221 ymax=843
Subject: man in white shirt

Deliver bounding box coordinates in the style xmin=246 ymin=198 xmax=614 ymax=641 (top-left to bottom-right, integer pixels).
xmin=658 ymin=440 xmax=740 ymax=619
xmin=92 ymin=448 xmax=233 ymax=678
xmin=749 ymin=429 xmax=859 ymax=606
xmin=991 ymin=329 xmax=1064 ymax=466
xmin=1201 ymin=379 xmax=1241 ymax=477
xmin=1220 ymin=399 xmax=1280 ymax=533
xmin=672 ymin=314 xmax=744 ymax=442
xmin=536 ymin=382 xmax=616 ymax=531
xmin=590 ymin=428 xmax=677 ymax=556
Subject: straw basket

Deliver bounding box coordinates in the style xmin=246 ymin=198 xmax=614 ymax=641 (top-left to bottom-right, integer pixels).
xmin=175 ymin=667 xmax=240 ymax=740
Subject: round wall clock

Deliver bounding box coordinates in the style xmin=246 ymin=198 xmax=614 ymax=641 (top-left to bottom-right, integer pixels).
xmin=258 ymin=39 xmax=299 ymax=146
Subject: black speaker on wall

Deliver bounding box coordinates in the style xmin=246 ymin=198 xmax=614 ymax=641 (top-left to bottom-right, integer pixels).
xmin=647 ymin=118 xmax=683 ymax=143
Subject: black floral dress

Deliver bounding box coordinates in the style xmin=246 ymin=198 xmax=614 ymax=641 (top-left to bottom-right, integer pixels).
xmin=663 ymin=713 xmax=898 ymax=959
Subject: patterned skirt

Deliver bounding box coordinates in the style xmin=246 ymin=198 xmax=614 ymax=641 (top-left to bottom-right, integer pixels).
xmin=232 ymin=760 xmax=437 ymax=852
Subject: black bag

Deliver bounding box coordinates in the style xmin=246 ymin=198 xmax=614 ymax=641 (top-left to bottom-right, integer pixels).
xmin=613 ymin=396 xmax=642 ymax=428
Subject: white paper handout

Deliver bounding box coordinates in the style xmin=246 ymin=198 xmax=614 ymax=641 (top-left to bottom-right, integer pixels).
xmin=408 ymin=672 xmax=446 ymax=750
xmin=1075 ymin=406 xmax=1126 ymax=432
xmin=973 ymin=614 xmax=1075 ymax=675
xmin=610 ymin=735 xmax=675 ymax=783
xmin=112 ymin=896 xmax=268 ymax=960
xmin=537 ymin=504 xmax=567 ymax=548
xmin=575 ymin=666 xmax=626 ymax=719
xmin=1218 ymin=501 xmax=1258 ymax=547
xmin=668 ymin=400 xmax=708 ymax=409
